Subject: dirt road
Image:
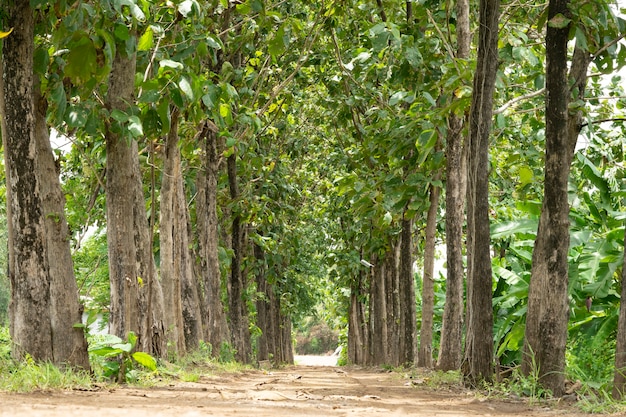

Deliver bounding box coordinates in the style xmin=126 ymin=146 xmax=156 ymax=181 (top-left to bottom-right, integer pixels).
xmin=0 ymin=364 xmax=606 ymax=416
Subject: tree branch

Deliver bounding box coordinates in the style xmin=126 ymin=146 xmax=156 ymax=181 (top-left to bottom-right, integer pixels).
xmin=581 ymin=117 xmax=626 ymax=128
xmin=494 ymin=87 xmax=545 ymax=114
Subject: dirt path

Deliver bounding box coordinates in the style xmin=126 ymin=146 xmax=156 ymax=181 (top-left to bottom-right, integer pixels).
xmin=0 ymin=365 xmax=607 ymax=416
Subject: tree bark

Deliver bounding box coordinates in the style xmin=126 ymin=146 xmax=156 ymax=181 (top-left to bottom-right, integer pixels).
xmin=196 ymin=122 xmax=229 ymax=356
xmin=105 ymin=46 xmax=166 ymax=356
xmin=34 ymin=89 xmax=90 ymax=368
xmin=227 ymin=153 xmax=252 ymax=363
xmin=368 ymin=254 xmax=388 ymax=365
xmin=463 ymin=0 xmax=499 ymax=385
xmin=437 ymin=0 xmax=470 ymax=372
xmin=159 ymin=109 xmax=189 ymax=357
xmin=522 ymin=4 xmax=591 ymax=396
xmin=385 ymin=241 xmax=401 ymax=366
xmin=398 ymin=217 xmax=416 ymax=366
xmin=418 ymin=184 xmax=440 ymax=368
xmin=1 ymin=0 xmax=88 ymax=366
xmin=348 ymin=268 xmax=368 ymax=364
xmin=613 ymin=225 xmax=626 ymax=399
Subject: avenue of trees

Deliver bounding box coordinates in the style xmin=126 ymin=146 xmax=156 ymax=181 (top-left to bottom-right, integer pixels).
xmin=2 ymin=0 xmax=626 ymax=399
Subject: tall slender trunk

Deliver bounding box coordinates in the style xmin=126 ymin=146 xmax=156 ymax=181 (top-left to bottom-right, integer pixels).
xmin=437 ymin=0 xmax=470 ymax=372
xmin=418 ymin=184 xmax=440 ymax=368
xmin=34 ymin=89 xmax=90 ymax=368
xmin=463 ymin=0 xmax=499 ymax=385
xmin=368 ymin=254 xmax=388 ymax=365
xmin=160 ymin=110 xmax=188 ymax=357
xmin=523 ymin=9 xmax=591 ymax=394
xmin=227 ymin=153 xmax=251 ymax=363
xmin=398 ymin=217 xmax=416 ymax=366
xmin=196 ymin=122 xmax=229 ymax=356
xmin=105 ymin=47 xmax=165 ymax=356
xmin=348 ymin=268 xmax=368 ymax=364
xmin=385 ymin=241 xmax=401 ymax=366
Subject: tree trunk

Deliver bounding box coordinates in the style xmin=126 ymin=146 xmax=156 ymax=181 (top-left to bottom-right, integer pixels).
xmin=226 ymin=153 xmax=252 ymax=363
xmin=385 ymin=241 xmax=401 ymax=366
xmin=463 ymin=0 xmax=499 ymax=385
xmin=159 ymin=110 xmax=189 ymax=357
xmin=348 ymin=268 xmax=368 ymax=364
xmin=34 ymin=90 xmax=90 ymax=368
xmin=255 ymin=243 xmax=272 ymax=363
xmin=105 ymin=46 xmax=166 ymax=356
xmin=368 ymin=254 xmax=388 ymax=365
xmin=254 ymin=242 xmax=294 ymax=366
xmin=522 ymin=5 xmax=591 ymax=396
xmin=398 ymin=217 xmax=416 ymax=366
xmin=613 ymin=225 xmax=626 ymax=399
xmin=418 ymin=184 xmax=440 ymax=368
xmin=437 ymin=0 xmax=470 ymax=372
xmin=1 ymin=0 xmax=88 ymax=366
xmin=196 ymin=122 xmax=229 ymax=356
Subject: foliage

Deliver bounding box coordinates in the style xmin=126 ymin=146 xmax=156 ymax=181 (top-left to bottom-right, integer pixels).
xmin=73 ymin=232 xmax=110 ymax=321
xmin=294 ymin=318 xmax=339 ymax=355
xmin=88 ymin=332 xmax=157 ymax=383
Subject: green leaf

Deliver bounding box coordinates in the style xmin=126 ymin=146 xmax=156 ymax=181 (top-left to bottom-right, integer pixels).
xmin=67 ymin=106 xmax=89 ymax=128
xmin=114 ymin=23 xmax=130 ymax=41
xmin=268 ymin=25 xmax=286 ymax=58
xmin=88 ymin=346 xmax=123 ymax=357
xmin=138 ymin=26 xmax=154 ymax=51
xmin=548 ymin=13 xmax=571 ymax=29
xmin=127 ymin=115 xmax=144 ymax=137
xmin=112 ymin=342 xmax=133 ymax=353
xmin=33 ymin=47 xmax=49 ymax=76
xmin=179 ymin=77 xmax=194 ymax=100
xmin=206 ymin=35 xmax=223 ymax=50
xmin=50 ymin=83 xmax=67 ymax=122
xmin=132 ymin=351 xmax=157 ymax=371
xmin=490 ymin=219 xmax=538 ymax=239
xmin=518 ymin=166 xmax=533 ymax=185
xmin=157 ymin=100 xmax=171 ymax=133
xmin=110 ymin=109 xmax=129 ymax=123
xmin=65 ymin=36 xmax=97 ymax=83
xmin=178 ymin=0 xmax=199 ymax=17
xmin=159 ymin=59 xmax=184 ymax=70
xmin=127 ymin=331 xmax=138 ymax=349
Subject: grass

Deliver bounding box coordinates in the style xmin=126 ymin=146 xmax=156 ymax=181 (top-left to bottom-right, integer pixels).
xmin=0 ymin=357 xmax=94 ymax=392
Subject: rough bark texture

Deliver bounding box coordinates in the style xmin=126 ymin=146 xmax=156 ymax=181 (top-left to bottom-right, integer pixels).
xmin=368 ymin=254 xmax=388 ymax=365
xmin=437 ymin=0 xmax=470 ymax=372
xmin=463 ymin=0 xmax=498 ymax=385
xmin=613 ymin=226 xmax=626 ymax=399
xmin=418 ymin=184 xmax=440 ymax=368
xmin=348 ymin=268 xmax=368 ymax=365
xmin=3 ymin=0 xmax=53 ymax=362
xmin=196 ymin=123 xmax=229 ymax=356
xmin=1 ymin=0 xmax=88 ymax=366
xmin=227 ymin=154 xmax=252 ymax=363
xmin=105 ymin=47 xmax=166 ymax=356
xmin=34 ymin=90 xmax=90 ymax=368
xmin=398 ymin=217 xmax=416 ymax=366
xmin=385 ymin=241 xmax=401 ymax=366
xmin=159 ymin=110 xmax=188 ymax=357
xmin=522 ymin=4 xmax=591 ymax=397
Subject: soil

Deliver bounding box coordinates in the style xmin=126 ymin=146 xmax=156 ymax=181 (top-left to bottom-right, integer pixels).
xmin=0 ymin=358 xmax=611 ymax=416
